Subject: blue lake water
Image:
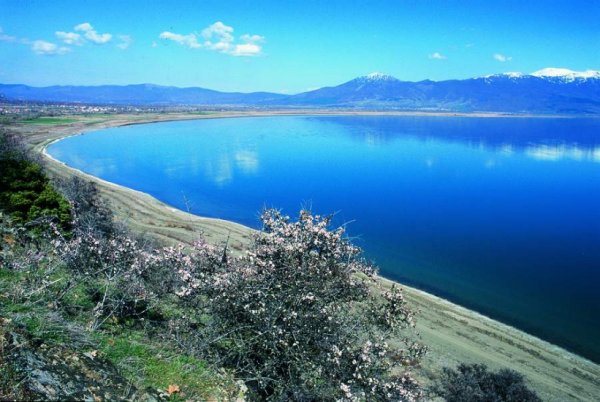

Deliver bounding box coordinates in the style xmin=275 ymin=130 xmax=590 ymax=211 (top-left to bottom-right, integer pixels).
xmin=48 ymin=116 xmax=600 ymax=362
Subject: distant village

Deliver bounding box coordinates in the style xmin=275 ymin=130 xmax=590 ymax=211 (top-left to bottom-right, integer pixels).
xmin=0 ymin=99 xmax=246 ymax=120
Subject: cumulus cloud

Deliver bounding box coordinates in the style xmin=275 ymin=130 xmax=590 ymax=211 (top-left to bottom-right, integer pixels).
xmin=55 ymin=31 xmax=84 ymax=45
xmin=160 ymin=21 xmax=264 ymax=56
xmin=116 ymin=35 xmax=132 ymax=49
xmin=231 ymin=33 xmax=264 ymax=56
xmin=32 ymin=40 xmax=70 ymax=55
xmin=202 ymin=21 xmax=234 ymax=50
xmin=55 ymin=22 xmax=114 ymax=47
xmin=4 ymin=23 xmax=123 ymax=55
xmin=159 ymin=31 xmax=201 ymax=48
xmin=493 ymin=53 xmax=512 ymax=62
xmin=429 ymin=52 xmax=447 ymax=60
xmin=74 ymin=22 xmax=112 ymax=44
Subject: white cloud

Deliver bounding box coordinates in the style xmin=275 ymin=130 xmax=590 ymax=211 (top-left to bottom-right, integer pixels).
xmin=231 ymin=42 xmax=262 ymax=57
xmin=74 ymin=22 xmax=93 ymax=32
xmin=74 ymin=22 xmax=112 ymax=44
xmin=0 ymin=26 xmax=17 ymax=42
xmin=159 ymin=31 xmax=201 ymax=48
xmin=151 ymin=41 xmax=158 ymax=48
xmin=160 ymin=21 xmax=263 ymax=56
xmin=4 ymin=23 xmax=120 ymax=55
xmin=429 ymin=52 xmax=447 ymax=60
xmin=202 ymin=21 xmax=236 ymax=53
xmin=32 ymin=40 xmax=70 ymax=55
xmin=116 ymin=35 xmax=132 ymax=49
xmin=240 ymin=34 xmax=264 ymax=43
xmin=55 ymin=31 xmax=84 ymax=45
xmin=230 ymin=33 xmax=264 ymax=56
xmin=493 ymin=53 xmax=512 ymax=62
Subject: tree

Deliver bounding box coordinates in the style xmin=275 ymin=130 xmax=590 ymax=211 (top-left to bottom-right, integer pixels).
xmin=173 ymin=209 xmax=425 ymax=401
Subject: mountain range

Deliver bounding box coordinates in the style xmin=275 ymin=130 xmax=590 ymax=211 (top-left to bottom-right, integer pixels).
xmin=1 ymin=68 xmax=599 ymax=114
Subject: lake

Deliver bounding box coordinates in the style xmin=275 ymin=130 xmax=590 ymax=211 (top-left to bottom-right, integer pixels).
xmin=48 ymin=115 xmax=600 ymax=362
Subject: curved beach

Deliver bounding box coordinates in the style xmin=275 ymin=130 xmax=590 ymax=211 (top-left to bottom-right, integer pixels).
xmin=10 ymin=112 xmax=600 ymax=401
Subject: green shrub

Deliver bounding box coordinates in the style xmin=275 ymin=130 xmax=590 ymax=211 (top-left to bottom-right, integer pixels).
xmin=0 ymin=133 xmax=71 ymax=232
xmin=432 ymin=363 xmax=541 ymax=402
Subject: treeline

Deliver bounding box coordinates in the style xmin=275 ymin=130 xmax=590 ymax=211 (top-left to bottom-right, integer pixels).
xmin=0 ymin=130 xmax=71 ymax=231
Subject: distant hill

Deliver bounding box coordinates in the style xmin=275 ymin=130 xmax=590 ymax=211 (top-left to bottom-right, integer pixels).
xmin=0 ymin=83 xmax=287 ymax=106
xmin=2 ymin=68 xmax=600 ymax=114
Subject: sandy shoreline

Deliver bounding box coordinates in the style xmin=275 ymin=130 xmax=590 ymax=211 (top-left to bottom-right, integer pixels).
xmin=7 ymin=111 xmax=600 ymax=401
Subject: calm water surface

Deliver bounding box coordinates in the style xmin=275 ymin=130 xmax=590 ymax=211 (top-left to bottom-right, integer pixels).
xmin=48 ymin=116 xmax=600 ymax=362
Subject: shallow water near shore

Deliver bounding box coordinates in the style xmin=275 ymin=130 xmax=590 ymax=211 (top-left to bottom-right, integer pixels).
xmin=48 ymin=115 xmax=600 ymax=362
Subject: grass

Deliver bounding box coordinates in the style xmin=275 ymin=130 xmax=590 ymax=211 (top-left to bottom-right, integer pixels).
xmin=95 ymin=330 xmax=229 ymax=400
xmin=17 ymin=117 xmax=81 ymax=125
xmin=0 ymin=116 xmax=18 ymax=125
xmin=0 ymin=260 xmax=230 ymax=400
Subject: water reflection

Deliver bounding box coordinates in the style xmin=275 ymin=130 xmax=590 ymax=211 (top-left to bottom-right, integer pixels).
xmin=316 ymin=115 xmax=600 ymax=163
xmin=525 ymin=144 xmax=600 ymax=162
xmin=204 ymin=155 xmax=233 ymax=186
xmin=235 ymin=150 xmax=259 ymax=174
xmin=203 ymin=149 xmax=260 ymax=186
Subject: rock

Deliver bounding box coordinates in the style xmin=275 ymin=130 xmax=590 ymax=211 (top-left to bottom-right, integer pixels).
xmin=4 ymin=330 xmax=164 ymax=401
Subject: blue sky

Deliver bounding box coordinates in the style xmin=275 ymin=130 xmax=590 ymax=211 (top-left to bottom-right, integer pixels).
xmin=1 ymin=0 xmax=599 ymax=93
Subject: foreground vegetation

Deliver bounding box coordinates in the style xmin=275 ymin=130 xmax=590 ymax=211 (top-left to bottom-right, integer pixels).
xmin=1 ymin=131 xmax=237 ymax=400
xmin=2 ymin=118 xmax=587 ymax=400
xmin=0 ymin=133 xmax=70 ymax=230
xmin=1 ymin=179 xmax=426 ymax=399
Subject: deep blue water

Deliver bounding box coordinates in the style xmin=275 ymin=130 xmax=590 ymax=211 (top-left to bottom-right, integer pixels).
xmin=48 ymin=116 xmax=600 ymax=362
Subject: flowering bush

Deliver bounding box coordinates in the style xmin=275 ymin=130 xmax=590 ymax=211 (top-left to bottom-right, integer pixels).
xmin=50 ymin=214 xmax=174 ymax=330
xmin=174 ymin=209 xmax=425 ymax=401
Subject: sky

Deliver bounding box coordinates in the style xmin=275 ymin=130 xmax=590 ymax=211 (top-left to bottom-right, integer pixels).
xmin=1 ymin=0 xmax=599 ymax=93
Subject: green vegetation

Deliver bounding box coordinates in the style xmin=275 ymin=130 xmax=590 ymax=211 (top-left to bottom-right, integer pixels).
xmin=0 ymin=132 xmax=71 ymax=230
xmin=17 ymin=116 xmax=81 ymax=125
xmin=432 ymin=363 xmax=541 ymax=402
xmin=95 ymin=331 xmax=222 ymax=398
xmin=0 ymin=116 xmax=18 ymax=125
xmin=1 ymin=130 xmax=231 ymax=400
xmin=0 ymin=204 xmax=232 ymax=400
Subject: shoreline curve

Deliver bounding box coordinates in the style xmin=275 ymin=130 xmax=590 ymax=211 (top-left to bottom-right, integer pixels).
xmin=8 ymin=111 xmax=600 ymax=401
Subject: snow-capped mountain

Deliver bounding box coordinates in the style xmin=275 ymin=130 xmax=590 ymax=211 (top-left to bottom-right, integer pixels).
xmin=481 ymin=68 xmax=600 ymax=81
xmin=531 ymin=68 xmax=600 ymax=81
xmin=355 ymin=72 xmax=400 ymax=82
xmin=275 ymin=73 xmax=418 ymax=106
xmin=1 ymin=68 xmax=599 ymax=114
xmin=279 ymin=69 xmax=600 ymax=113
